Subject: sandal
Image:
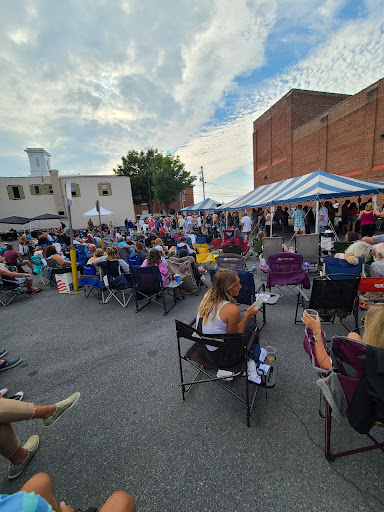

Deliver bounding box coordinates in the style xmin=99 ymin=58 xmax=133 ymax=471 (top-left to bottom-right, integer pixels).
xmin=32 ymin=288 xmax=43 ymax=293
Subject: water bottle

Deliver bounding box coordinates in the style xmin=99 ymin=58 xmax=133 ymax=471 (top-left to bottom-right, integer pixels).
xmin=303 ymin=261 xmax=310 ymax=271
xmin=252 ymin=264 xmax=257 ymax=272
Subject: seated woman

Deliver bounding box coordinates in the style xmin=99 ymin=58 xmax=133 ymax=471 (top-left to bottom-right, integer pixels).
xmin=87 ymin=247 xmax=104 ymax=265
xmin=44 ymin=245 xmax=71 ymax=267
xmin=141 ymin=247 xmax=172 ymax=284
xmin=334 ymin=240 xmax=371 ymax=264
xmin=94 ymin=246 xmax=130 ymax=274
xmin=196 ymin=269 xmax=260 ymax=368
xmin=155 ymin=237 xmax=169 ymax=255
xmin=175 ymin=236 xmax=195 ymax=256
xmin=302 ymin=304 xmax=384 ymax=370
xmin=345 ymin=231 xmax=359 ymax=243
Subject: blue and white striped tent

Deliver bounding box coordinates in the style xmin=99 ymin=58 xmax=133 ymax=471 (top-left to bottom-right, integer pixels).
xmin=180 ymin=197 xmax=220 ymax=212
xmin=223 ymin=170 xmax=384 ymax=210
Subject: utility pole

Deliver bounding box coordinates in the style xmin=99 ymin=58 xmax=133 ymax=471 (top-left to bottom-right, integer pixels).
xmin=199 ymin=166 xmax=206 ymax=200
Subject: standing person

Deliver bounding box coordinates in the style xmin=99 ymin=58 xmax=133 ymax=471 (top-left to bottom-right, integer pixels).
xmin=88 ymin=219 xmax=94 ymax=231
xmin=281 ymin=207 xmax=289 ymax=234
xmin=178 ymin=214 xmax=184 ymax=232
xmin=212 ymin=211 xmax=218 ymax=227
xmin=187 ymin=214 xmax=193 ymax=230
xmin=341 ymin=199 xmax=350 ymax=233
xmin=240 ymin=212 xmax=252 ymax=238
xmin=358 ymin=202 xmax=380 ymax=237
xmin=303 ymin=206 xmax=311 ymax=234
xmin=258 ymin=209 xmax=266 ymax=236
xmin=347 ymin=202 xmax=359 ymax=232
xmin=318 ymin=202 xmax=329 ymax=233
xmin=292 ymin=205 xmax=305 ymax=235
xmin=265 ymin=209 xmax=272 ymax=237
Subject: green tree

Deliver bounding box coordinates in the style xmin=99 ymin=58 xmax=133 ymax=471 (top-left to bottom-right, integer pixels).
xmin=113 ymin=148 xmax=194 ymax=213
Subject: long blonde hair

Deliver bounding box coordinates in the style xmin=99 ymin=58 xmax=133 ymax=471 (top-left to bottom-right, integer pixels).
xmin=198 ymin=269 xmax=238 ymax=324
xmin=105 ymin=247 xmax=119 ymax=260
xmin=362 ymin=305 xmax=384 ymax=349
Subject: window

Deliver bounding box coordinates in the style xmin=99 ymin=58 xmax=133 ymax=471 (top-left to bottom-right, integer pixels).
xmin=35 ymin=158 xmax=40 ymax=167
xmin=29 ymin=184 xmax=45 ymax=195
xmin=48 ymin=184 xmax=53 ymax=194
xmin=7 ymin=185 xmax=25 ymax=200
xmin=58 ymin=210 xmax=65 ymax=216
xmin=71 ymin=183 xmax=81 ymax=197
xmin=98 ymin=182 xmax=112 ymax=196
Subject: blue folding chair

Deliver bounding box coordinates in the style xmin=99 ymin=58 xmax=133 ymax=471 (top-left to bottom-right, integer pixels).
xmin=78 ymin=264 xmax=105 ymax=299
xmin=128 ymin=255 xmax=141 ymax=266
xmin=323 ymin=256 xmax=364 ymax=280
xmin=196 ymin=236 xmax=206 ymax=244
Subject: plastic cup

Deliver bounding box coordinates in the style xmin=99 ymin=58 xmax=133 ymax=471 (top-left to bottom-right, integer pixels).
xmin=265 ymin=346 xmax=276 ymax=363
xmin=304 ymin=309 xmax=318 ymax=320
xmin=174 ymin=274 xmax=180 ymax=284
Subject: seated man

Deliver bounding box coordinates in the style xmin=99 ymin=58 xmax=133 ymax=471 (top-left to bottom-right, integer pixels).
xmin=175 ymin=236 xmax=195 ymax=256
xmin=0 ymin=264 xmax=42 ymax=294
xmin=4 ymin=244 xmax=34 ymax=273
xmin=85 ymin=243 xmax=96 ymax=258
xmin=370 ymin=243 xmax=384 ymax=277
xmin=129 ymin=242 xmax=147 ymax=264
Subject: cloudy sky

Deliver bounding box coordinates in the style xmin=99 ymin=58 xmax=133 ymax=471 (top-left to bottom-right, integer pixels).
xmin=1 ymin=0 xmax=383 ymax=202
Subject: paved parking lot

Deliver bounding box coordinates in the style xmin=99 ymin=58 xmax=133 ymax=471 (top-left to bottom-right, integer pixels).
xmin=1 ymin=260 xmax=384 ymax=511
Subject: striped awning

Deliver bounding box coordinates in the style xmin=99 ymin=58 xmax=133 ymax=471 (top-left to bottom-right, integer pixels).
xmin=223 ymin=170 xmax=384 ymax=210
xmin=180 ymin=197 xmax=220 ymax=211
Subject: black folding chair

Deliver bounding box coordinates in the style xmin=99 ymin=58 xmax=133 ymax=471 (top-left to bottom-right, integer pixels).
xmin=130 ymin=265 xmax=182 ymax=315
xmin=99 ymin=260 xmax=133 ymax=307
xmin=176 ymin=319 xmax=265 ymax=427
xmin=0 ymin=274 xmax=30 ymax=306
xmin=295 ymin=274 xmax=361 ymax=332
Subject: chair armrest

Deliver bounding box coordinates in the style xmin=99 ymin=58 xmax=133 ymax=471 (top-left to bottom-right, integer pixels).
xmin=247 ymin=329 xmax=258 ymax=353
xmin=297 ymin=287 xmax=310 ymax=308
xmin=255 ymin=282 xmax=265 ymax=294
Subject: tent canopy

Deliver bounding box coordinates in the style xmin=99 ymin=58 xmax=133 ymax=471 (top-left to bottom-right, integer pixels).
xmin=0 ymin=215 xmax=31 ymax=224
xmin=31 ymin=213 xmax=62 ymax=220
xmin=223 ymin=170 xmax=384 ymax=210
xmin=180 ymin=198 xmax=220 ymax=212
xmin=82 ymin=206 xmax=114 ymax=217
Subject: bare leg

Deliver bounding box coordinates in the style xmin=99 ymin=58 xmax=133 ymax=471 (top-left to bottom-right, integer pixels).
xmin=347 ymin=331 xmax=362 ymax=341
xmin=100 ymin=491 xmax=136 ymax=512
xmin=33 ymin=404 xmax=56 ymax=420
xmin=20 ymin=473 xmax=69 ymax=512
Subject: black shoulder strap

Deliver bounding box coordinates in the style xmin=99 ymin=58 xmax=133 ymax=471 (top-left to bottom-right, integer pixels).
xmin=197 ymin=317 xmax=203 ymax=334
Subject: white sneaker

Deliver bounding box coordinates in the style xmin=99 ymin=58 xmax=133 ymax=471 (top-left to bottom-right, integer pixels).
xmin=0 ymin=388 xmax=8 ymax=396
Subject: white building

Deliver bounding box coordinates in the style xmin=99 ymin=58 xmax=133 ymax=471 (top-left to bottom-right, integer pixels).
xmin=0 ymin=149 xmax=136 ymax=230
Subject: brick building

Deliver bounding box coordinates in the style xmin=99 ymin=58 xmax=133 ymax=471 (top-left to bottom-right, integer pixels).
xmin=253 ymin=78 xmax=384 ymax=191
xmin=133 ymin=185 xmax=194 ymax=216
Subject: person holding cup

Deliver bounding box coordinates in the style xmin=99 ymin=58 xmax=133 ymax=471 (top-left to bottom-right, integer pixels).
xmin=301 ymin=305 xmax=384 ymax=370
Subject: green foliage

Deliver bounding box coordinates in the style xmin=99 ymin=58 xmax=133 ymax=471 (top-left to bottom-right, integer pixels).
xmin=113 ymin=148 xmax=194 ymax=212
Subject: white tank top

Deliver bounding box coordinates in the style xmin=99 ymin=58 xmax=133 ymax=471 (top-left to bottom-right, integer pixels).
xmin=196 ymin=301 xmax=229 ymax=351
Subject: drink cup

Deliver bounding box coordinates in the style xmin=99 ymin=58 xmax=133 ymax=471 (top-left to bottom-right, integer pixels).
xmin=304 ymin=309 xmax=318 ymax=320
xmin=265 ymin=346 xmax=276 ymax=363
xmin=174 ymin=274 xmax=180 ymax=284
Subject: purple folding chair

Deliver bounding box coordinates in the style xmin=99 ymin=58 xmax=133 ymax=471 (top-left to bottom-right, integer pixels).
xmin=267 ymin=253 xmax=310 ymax=302
xmin=304 ymin=331 xmax=384 ymax=461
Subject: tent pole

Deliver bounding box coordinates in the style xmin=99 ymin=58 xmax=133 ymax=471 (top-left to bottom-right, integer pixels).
xmin=315 ymin=200 xmax=319 ymax=235
xmin=270 ymin=205 xmax=274 ymax=237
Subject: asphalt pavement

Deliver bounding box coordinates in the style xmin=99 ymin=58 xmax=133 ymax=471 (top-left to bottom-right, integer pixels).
xmin=1 ymin=251 xmax=383 ymax=511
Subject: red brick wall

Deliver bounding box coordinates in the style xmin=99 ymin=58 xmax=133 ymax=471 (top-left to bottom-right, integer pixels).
xmin=253 ymin=79 xmax=384 ymax=189
xmin=134 ymin=185 xmax=194 ymax=215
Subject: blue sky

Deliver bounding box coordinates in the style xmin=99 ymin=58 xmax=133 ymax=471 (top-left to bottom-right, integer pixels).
xmin=0 ymin=0 xmax=383 ymax=204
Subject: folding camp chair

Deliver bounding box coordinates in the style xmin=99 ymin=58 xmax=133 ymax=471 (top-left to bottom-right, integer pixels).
xmin=262 ymin=237 xmax=284 ymax=263
xmin=267 ymin=253 xmax=310 ymax=301
xmin=0 ymin=274 xmax=31 ymax=306
xmin=215 ymin=253 xmax=246 ymax=271
xmin=167 ymin=256 xmax=200 ymax=295
xmin=130 ymin=265 xmax=182 ymax=315
xmin=128 ymin=254 xmax=141 ymax=266
xmin=195 ymin=236 xmax=206 ymax=244
xmin=296 ymin=234 xmax=320 ymax=271
xmin=176 ymin=319 xmax=272 ymax=427
xmin=194 ymin=243 xmax=216 ymax=265
xmin=295 ymin=274 xmax=361 ymax=332
xmin=211 ymin=238 xmax=223 ymax=250
xmin=303 ymin=331 xmax=384 ymax=461
xmin=333 ymin=241 xmax=352 ymax=254
xmin=253 ymin=239 xmax=263 ymax=258
xmin=99 ymin=260 xmax=133 ymax=307
xmin=222 ymin=244 xmax=242 ymax=255
xmin=322 ymin=256 xmax=364 ymax=279
xmin=78 ymin=264 xmax=105 ymax=299
xmin=31 ymin=255 xmax=49 ymax=285
xmin=358 ymin=277 xmax=384 ymax=308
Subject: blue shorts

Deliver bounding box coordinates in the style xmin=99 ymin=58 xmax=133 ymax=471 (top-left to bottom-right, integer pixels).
xmin=0 ymin=491 xmax=53 ymax=511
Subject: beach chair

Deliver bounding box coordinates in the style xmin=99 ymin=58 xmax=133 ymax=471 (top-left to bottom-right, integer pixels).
xmin=304 ymin=331 xmax=384 ymax=461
